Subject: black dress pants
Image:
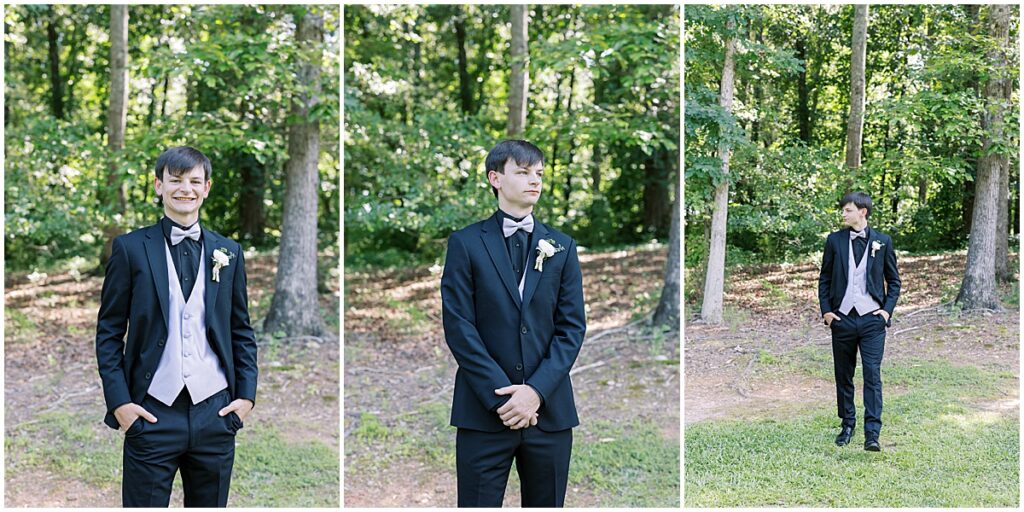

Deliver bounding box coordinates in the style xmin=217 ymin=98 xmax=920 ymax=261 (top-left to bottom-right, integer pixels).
xmin=122 ymin=388 xmax=242 ymax=507
xmin=830 ymin=308 xmax=886 ymax=438
xmin=456 ymin=426 xmax=572 ymax=507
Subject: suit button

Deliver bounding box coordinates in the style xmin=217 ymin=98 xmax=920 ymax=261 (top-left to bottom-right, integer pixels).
xmin=145 ymin=372 xmax=152 ymax=379
xmin=158 ymin=340 xmax=165 ymax=347
xmin=515 ymin=363 xmax=523 ymax=371
xmin=521 ymin=325 xmax=528 ymax=334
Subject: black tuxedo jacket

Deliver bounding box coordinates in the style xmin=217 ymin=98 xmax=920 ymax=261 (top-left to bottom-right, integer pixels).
xmin=817 ymin=226 xmax=901 ymax=326
xmin=441 ymin=212 xmax=587 ymax=433
xmin=95 ymin=223 xmax=258 ymax=429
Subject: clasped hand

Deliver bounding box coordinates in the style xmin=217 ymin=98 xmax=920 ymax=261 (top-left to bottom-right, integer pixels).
xmin=495 ymin=385 xmax=540 ymax=430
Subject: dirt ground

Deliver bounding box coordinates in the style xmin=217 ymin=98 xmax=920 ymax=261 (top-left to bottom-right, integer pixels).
xmin=343 ymin=245 xmax=680 ymax=507
xmin=4 ymin=253 xmax=340 ymax=506
xmin=685 ymin=252 xmax=1019 ymax=425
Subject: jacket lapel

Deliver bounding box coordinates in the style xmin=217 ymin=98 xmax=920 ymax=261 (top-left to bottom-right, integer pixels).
xmin=520 ymin=222 xmax=549 ymax=312
xmin=480 ymin=213 xmax=522 ymax=309
xmin=839 ymin=229 xmax=850 ymax=280
xmin=865 ymin=226 xmax=876 ymax=288
xmin=144 ymin=224 xmax=171 ymax=330
xmin=202 ymin=228 xmax=222 ymax=327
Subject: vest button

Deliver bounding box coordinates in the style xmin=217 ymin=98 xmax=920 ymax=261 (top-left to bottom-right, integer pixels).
xmin=184 ymin=313 xmax=191 ymax=320
xmin=183 ymin=333 xmax=191 ymax=339
xmin=184 ymin=352 xmax=191 ymax=357
xmin=184 ymin=373 xmax=191 ymax=378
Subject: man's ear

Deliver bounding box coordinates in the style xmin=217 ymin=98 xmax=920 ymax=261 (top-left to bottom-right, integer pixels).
xmin=487 ymin=170 xmax=501 ymax=189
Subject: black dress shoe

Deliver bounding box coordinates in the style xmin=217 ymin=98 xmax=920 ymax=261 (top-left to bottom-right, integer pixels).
xmin=835 ymin=426 xmax=853 ymax=446
xmin=864 ymin=439 xmax=881 ymax=451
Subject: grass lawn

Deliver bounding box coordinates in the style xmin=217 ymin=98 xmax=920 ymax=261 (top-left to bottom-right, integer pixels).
xmin=346 ymin=405 xmax=680 ymax=507
xmin=6 ymin=410 xmax=340 ymax=507
xmin=685 ymin=359 xmax=1019 ymax=507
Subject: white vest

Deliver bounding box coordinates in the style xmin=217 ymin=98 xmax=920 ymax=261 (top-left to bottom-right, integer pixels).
xmin=838 ymin=237 xmax=882 ymax=315
xmin=148 ymin=241 xmax=228 ymax=406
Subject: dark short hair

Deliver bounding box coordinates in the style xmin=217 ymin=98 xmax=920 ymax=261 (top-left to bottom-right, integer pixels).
xmin=154 ymin=146 xmax=212 ymax=181
xmin=485 ymin=140 xmax=544 ymax=198
xmin=839 ymin=191 xmax=872 ymax=217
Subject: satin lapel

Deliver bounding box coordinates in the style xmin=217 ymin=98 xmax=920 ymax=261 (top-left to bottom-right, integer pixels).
xmin=202 ymin=229 xmax=222 ymax=327
xmin=520 ymin=222 xmax=549 ymax=312
xmin=144 ymin=225 xmax=171 ymax=329
xmin=839 ymin=230 xmax=850 ymax=280
xmin=865 ymin=227 xmax=877 ymax=288
xmin=480 ymin=213 xmax=522 ymax=309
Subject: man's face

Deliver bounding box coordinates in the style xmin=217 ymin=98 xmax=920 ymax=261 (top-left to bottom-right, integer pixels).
xmin=489 ymin=158 xmax=543 ymax=210
xmin=841 ymin=202 xmax=867 ymax=227
xmin=154 ymin=165 xmax=211 ymax=219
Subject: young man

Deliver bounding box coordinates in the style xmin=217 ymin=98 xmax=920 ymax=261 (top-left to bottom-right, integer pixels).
xmin=95 ymin=146 xmax=258 ymax=507
xmin=440 ymin=140 xmax=587 ymax=507
xmin=818 ymin=191 xmax=901 ymax=451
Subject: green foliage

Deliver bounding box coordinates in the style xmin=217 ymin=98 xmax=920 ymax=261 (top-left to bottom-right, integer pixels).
xmin=344 ymin=5 xmax=679 ymax=264
xmin=5 ymin=5 xmax=340 ymax=270
xmin=685 ymin=5 xmax=1020 ymax=266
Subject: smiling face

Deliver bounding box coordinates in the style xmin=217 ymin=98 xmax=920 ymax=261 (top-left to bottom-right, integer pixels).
xmin=155 ymin=164 xmax=211 ymax=225
xmin=488 ymin=158 xmax=543 ymax=216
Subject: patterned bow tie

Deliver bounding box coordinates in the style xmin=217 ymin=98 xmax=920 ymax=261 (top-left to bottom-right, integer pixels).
xmin=850 ymin=229 xmax=867 ymax=240
xmin=502 ymin=215 xmax=535 ymax=238
xmin=171 ymin=223 xmax=201 ymax=245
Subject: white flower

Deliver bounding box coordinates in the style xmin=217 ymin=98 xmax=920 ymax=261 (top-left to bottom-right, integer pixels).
xmin=212 ymin=248 xmax=233 ymax=282
xmin=534 ymin=239 xmax=565 ymax=272
xmin=871 ymin=240 xmax=884 ymax=258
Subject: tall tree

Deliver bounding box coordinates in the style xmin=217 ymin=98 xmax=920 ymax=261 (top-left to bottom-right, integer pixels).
xmin=102 ymin=5 xmax=129 ymax=264
xmin=843 ymin=4 xmax=868 ymax=181
xmin=506 ymin=4 xmax=528 ymax=137
xmin=46 ymin=5 xmax=64 ymax=120
xmin=454 ymin=7 xmax=473 ymax=115
xmin=700 ymin=15 xmax=737 ymax=325
xmin=653 ymin=169 xmax=680 ymax=328
xmin=956 ymin=4 xmax=1010 ymax=311
xmin=265 ymin=9 xmax=327 ymax=338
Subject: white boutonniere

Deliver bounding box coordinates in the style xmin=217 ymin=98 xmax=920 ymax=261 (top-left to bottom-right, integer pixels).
xmin=871 ymin=240 xmax=884 ymax=258
xmin=534 ymin=238 xmax=566 ymax=272
xmin=212 ymin=248 xmax=235 ymax=282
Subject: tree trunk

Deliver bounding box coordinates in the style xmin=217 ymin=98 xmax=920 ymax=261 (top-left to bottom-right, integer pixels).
xmin=101 ymin=5 xmax=129 ymax=265
xmin=506 ymin=4 xmax=528 ymax=137
xmin=653 ymin=172 xmax=680 ymax=329
xmin=957 ymin=4 xmax=1010 ymax=310
xmin=844 ymin=4 xmax=868 ymax=184
xmin=795 ymin=36 xmax=811 ymax=143
xmin=564 ymin=65 xmax=577 ymax=214
xmin=264 ymin=10 xmax=327 ymax=338
xmin=455 ymin=8 xmax=473 ymax=114
xmin=47 ymin=5 xmax=64 ymax=120
xmin=700 ymin=16 xmax=737 ymax=325
xmin=995 ymin=157 xmax=1011 ymax=281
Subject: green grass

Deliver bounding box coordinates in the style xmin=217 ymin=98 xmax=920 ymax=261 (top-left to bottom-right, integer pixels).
xmin=685 ymin=359 xmax=1018 ymax=507
xmin=572 ymin=420 xmax=680 ymax=507
xmin=346 ymin=406 xmax=679 ymax=507
xmin=5 ymin=306 xmax=39 ymax=341
xmin=6 ymin=410 xmax=339 ymax=507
